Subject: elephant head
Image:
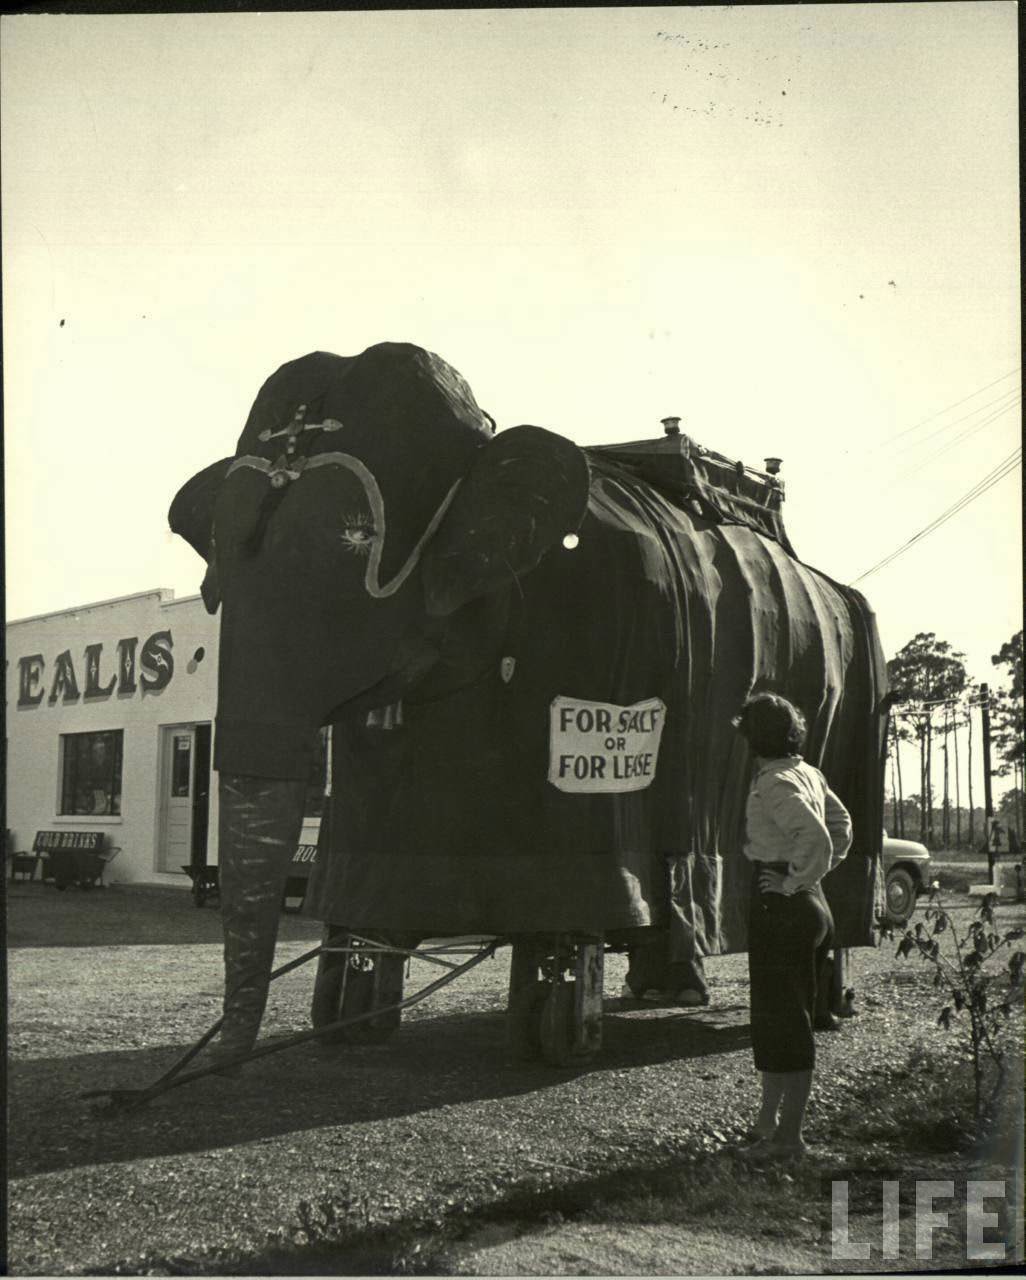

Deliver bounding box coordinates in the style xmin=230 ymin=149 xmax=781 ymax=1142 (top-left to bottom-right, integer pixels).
xmin=169 ymin=342 xmax=589 ymax=1061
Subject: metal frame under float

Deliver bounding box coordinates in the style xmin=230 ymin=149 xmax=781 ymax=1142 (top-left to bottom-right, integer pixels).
xmin=83 ymin=931 xmax=613 ymax=1113
xmin=310 ymin=931 xmax=607 ymax=1066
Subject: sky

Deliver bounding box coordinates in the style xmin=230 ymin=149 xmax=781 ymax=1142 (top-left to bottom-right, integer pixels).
xmin=3 ymin=4 xmax=1021 ymax=714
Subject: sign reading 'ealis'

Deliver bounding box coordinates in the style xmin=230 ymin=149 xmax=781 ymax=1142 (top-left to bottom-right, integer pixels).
xmin=17 ymin=631 xmax=174 ymax=707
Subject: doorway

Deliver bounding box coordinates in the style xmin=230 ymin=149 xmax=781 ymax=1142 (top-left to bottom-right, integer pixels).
xmin=157 ymin=723 xmax=212 ymax=874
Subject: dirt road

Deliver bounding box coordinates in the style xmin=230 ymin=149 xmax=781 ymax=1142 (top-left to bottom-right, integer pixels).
xmin=7 ymin=880 xmax=1023 ymax=1274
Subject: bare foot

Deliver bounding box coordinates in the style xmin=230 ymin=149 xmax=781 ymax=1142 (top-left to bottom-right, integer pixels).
xmin=746 ymin=1124 xmax=778 ymax=1142
xmin=723 ymin=1126 xmax=775 ymax=1154
xmin=739 ymin=1137 xmax=807 ymax=1163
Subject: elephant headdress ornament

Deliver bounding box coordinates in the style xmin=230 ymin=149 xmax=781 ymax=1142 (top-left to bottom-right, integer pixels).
xmin=228 ymin=435 xmax=464 ymax=600
xmin=171 ymin=340 xmax=888 ymax=1067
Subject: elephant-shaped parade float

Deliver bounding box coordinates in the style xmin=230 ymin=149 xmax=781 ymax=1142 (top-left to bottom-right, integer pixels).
xmin=168 ymin=341 xmax=889 ymax=1073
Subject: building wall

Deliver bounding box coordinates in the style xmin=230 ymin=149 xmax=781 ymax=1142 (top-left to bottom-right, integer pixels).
xmin=6 ymin=589 xmax=221 ymax=885
xmin=7 ymin=587 xmax=326 ymax=888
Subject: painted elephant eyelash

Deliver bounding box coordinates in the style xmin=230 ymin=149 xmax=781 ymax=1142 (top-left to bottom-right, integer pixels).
xmin=338 ymin=514 xmax=378 ymax=555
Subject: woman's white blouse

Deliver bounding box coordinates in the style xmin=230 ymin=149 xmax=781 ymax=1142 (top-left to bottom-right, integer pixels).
xmin=744 ymin=756 xmax=854 ymax=894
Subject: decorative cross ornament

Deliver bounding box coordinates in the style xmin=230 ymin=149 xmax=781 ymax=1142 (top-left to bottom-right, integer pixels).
xmin=248 ymin=404 xmax=349 ymax=489
xmin=257 ymin=405 xmax=346 ymax=447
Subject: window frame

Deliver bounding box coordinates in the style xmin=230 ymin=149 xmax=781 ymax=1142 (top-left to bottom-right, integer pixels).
xmin=58 ymin=728 xmax=125 ymax=818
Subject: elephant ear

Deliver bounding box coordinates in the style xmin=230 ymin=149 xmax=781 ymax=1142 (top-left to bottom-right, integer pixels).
xmin=169 ymin=458 xmax=233 ymax=613
xmin=422 ymin=425 xmax=590 ymax=617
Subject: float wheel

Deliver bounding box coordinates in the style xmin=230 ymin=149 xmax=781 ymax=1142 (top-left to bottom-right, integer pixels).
xmin=507 ymin=979 xmax=548 ymax=1060
xmin=539 ymin=981 xmax=578 ymax=1067
xmin=311 ymin=935 xmax=403 ymax=1045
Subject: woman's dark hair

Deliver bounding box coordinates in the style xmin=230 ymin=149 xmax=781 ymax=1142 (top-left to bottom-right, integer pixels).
xmin=733 ymin=693 xmax=806 ymax=758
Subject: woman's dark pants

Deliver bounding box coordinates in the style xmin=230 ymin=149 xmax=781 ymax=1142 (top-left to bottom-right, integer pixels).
xmin=748 ymin=867 xmax=834 ymax=1072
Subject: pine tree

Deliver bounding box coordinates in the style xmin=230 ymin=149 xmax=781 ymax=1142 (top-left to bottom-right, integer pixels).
xmin=991 ymin=630 xmax=1024 ymax=835
xmin=888 ymin=633 xmax=968 ymax=846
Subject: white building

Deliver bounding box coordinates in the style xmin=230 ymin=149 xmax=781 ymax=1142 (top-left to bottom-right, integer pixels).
xmin=5 ymin=588 xmax=323 ymax=886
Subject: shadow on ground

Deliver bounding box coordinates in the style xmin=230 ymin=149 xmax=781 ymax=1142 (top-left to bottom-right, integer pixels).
xmin=9 ymin=1004 xmax=751 ymax=1179
xmin=95 ymin=1138 xmax=891 ymax=1277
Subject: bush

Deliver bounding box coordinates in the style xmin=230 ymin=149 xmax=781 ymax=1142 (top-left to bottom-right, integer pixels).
xmin=880 ymin=890 xmax=1024 ymax=1120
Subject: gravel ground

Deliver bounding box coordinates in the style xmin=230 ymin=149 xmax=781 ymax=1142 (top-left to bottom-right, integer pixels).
xmin=6 ymin=877 xmax=1024 ymax=1275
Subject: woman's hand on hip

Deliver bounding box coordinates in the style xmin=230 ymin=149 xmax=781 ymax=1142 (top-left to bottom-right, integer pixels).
xmin=758 ymin=869 xmax=790 ymax=895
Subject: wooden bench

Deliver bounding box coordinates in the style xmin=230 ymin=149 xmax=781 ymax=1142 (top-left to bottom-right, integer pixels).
xmin=33 ymin=830 xmax=121 ymax=890
xmin=9 ymin=851 xmax=41 ymax=881
xmin=182 ymin=843 xmax=319 ymax=910
xmin=6 ymin=829 xmax=41 ymax=881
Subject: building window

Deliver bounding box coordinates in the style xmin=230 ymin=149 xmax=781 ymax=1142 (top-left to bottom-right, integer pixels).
xmin=305 ymin=727 xmax=330 ymax=818
xmin=171 ymin=734 xmax=192 ymax=797
xmin=60 ymin=730 xmax=124 ymax=816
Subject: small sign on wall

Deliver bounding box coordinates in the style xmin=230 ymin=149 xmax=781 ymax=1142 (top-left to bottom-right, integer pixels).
xmin=288 ymin=844 xmax=319 ymax=881
xmin=171 ymin=735 xmax=191 ymax=797
xmin=548 ymin=696 xmax=667 ymax=793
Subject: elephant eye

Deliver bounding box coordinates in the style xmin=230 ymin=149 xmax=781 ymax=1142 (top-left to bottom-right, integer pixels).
xmin=339 ymin=514 xmax=377 ymax=554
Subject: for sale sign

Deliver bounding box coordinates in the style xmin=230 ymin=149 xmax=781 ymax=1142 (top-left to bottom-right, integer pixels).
xmin=548 ymin=696 xmax=667 ymax=793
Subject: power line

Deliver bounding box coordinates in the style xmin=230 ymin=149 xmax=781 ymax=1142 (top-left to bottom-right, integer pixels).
xmin=883 ymin=393 xmax=1022 ymax=488
xmin=852 ymin=448 xmax=1021 ymax=583
xmin=893 ymin=698 xmax=986 ymax=713
xmin=856 ymin=450 xmax=1020 ymax=582
xmin=886 ymin=385 xmax=1022 ymax=462
xmin=868 ymin=366 xmax=1021 ymax=455
xmin=859 ymin=450 xmax=1020 ymax=580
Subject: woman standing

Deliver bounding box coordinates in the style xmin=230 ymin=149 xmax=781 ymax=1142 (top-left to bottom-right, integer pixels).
xmin=733 ymin=693 xmax=853 ymax=1160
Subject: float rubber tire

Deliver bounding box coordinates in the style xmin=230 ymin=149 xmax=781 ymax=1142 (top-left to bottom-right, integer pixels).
xmin=311 ymin=954 xmax=400 ymax=1046
xmin=507 ymin=979 xmax=548 ymax=1061
xmin=539 ymin=981 xmax=578 ymax=1067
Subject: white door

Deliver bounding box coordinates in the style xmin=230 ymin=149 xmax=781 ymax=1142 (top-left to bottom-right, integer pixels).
xmin=158 ymin=726 xmax=195 ymax=874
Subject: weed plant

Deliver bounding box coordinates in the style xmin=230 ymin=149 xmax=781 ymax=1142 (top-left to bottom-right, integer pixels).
xmin=880 ymin=890 xmax=1025 ymax=1121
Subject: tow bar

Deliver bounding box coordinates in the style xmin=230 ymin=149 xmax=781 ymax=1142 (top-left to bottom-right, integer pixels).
xmin=82 ymin=936 xmax=503 ymax=1115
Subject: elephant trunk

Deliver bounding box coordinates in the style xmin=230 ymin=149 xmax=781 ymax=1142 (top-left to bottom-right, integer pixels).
xmin=215 ymin=772 xmax=307 ymax=1061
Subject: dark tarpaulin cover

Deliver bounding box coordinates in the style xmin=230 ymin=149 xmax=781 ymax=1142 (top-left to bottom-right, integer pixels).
xmin=304 ymin=451 xmax=889 ymax=952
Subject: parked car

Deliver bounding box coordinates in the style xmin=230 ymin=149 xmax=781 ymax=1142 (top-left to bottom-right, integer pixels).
xmin=882 ymin=833 xmax=933 ymax=923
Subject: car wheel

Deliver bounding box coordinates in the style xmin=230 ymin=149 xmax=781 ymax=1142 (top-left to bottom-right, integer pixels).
xmin=886 ymin=868 xmax=917 ymax=923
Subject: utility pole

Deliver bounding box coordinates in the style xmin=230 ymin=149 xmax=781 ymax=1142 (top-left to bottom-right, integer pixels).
xmin=967 ymin=698 xmax=975 ymax=851
xmin=921 ymin=711 xmax=931 ymax=849
xmin=893 ymin=717 xmax=905 ymax=837
xmin=942 ymin=703 xmax=951 ymax=848
xmin=953 ymin=706 xmax=962 ymax=850
xmin=981 ymin=683 xmax=995 ymax=881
